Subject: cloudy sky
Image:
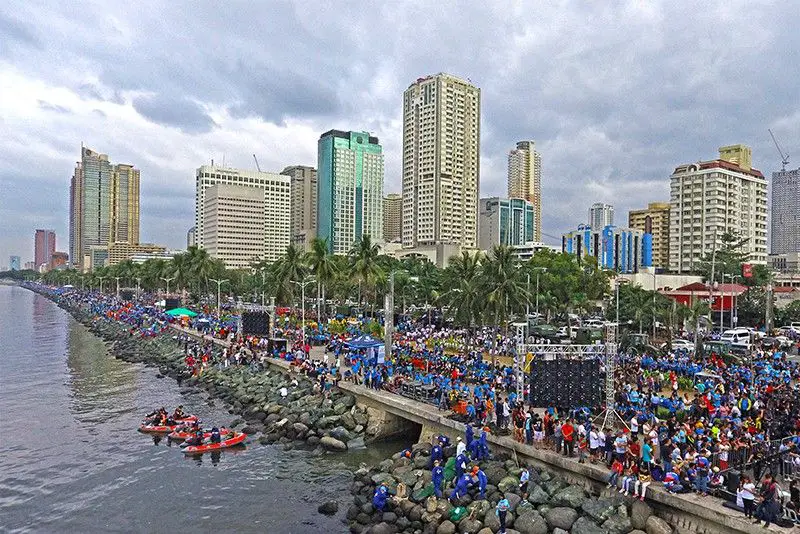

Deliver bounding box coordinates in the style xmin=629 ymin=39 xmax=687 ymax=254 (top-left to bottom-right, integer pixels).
xmin=1 ymin=1 xmax=798 ymax=265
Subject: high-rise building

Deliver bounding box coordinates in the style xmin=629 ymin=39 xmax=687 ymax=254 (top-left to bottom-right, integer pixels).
xmin=507 ymin=141 xmax=542 ymax=242
xmin=669 ymin=145 xmax=768 ymax=273
xmin=9 ymin=256 xmax=21 ymax=271
xmin=187 ymin=226 xmax=196 ymax=248
xmin=402 ymin=73 xmax=481 ymax=252
xmin=562 ymin=224 xmax=652 ymax=274
xmin=383 ymin=193 xmax=402 ymax=243
xmin=194 ymin=165 xmax=290 ymax=262
xmin=107 ymin=242 xmax=167 ymax=265
xmin=771 ymin=167 xmax=800 ymax=255
xmin=110 ymin=164 xmax=140 ymax=245
xmin=203 ymin=184 xmax=265 ymax=269
xmin=588 ymin=203 xmax=614 ymax=229
xmin=317 ymin=130 xmax=384 ymax=255
xmin=282 ymin=165 xmax=318 ymax=250
xmin=478 ymin=197 xmax=536 ymax=251
xmin=69 ymin=147 xmax=140 ymax=271
xmin=34 ymin=229 xmax=56 ymax=270
xmin=628 ymin=202 xmax=670 ymax=271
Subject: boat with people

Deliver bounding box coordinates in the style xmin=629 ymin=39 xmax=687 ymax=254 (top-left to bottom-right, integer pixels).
xmin=139 ymin=406 xmax=199 ymax=434
xmin=168 ymin=426 xmax=230 ymax=441
xmin=181 ymin=431 xmax=246 ymax=454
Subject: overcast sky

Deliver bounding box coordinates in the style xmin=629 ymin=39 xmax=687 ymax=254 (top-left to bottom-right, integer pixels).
xmin=1 ymin=1 xmax=798 ymax=266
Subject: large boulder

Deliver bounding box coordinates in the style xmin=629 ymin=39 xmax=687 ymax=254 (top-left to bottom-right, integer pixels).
xmin=630 ymin=500 xmax=653 ymax=530
xmin=329 ymin=426 xmax=352 ymax=442
xmin=292 ymin=422 xmax=309 ymax=434
xmin=581 ymin=498 xmax=618 ymax=522
xmin=549 ymin=485 xmax=587 ymax=508
xmin=320 ymin=436 xmax=347 ymax=451
xmin=644 ymin=516 xmax=672 ymax=534
xmin=571 ymin=516 xmax=605 ymax=534
xmin=544 ymin=507 xmax=578 ymax=530
xmin=483 ymin=509 xmax=514 ymax=532
xmin=512 ymin=510 xmax=547 ymax=534
xmin=526 ymin=484 xmax=550 ymax=505
xmin=436 ymin=520 xmax=456 ymax=534
xmin=497 ymin=476 xmax=520 ymax=494
xmin=317 ymin=500 xmax=338 ymax=515
xmin=367 ymin=522 xmax=397 ymax=534
xmin=458 ymin=517 xmax=483 ymax=534
xmin=602 ymin=514 xmax=633 ymax=534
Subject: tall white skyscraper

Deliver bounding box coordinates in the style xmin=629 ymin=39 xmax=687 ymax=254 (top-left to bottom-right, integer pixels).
xmin=669 ymin=145 xmax=768 ymax=273
xmin=194 ymin=165 xmax=290 ymax=262
xmin=508 ymin=141 xmax=542 ymax=242
xmin=588 ymin=203 xmax=614 ymax=229
xmin=402 ymin=73 xmax=481 ymax=251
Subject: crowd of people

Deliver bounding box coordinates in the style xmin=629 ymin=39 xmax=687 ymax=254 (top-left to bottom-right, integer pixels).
xmin=38 ymin=282 xmax=800 ymax=526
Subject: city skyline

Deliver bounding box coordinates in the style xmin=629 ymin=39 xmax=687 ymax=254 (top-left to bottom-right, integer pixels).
xmin=1 ymin=2 xmax=798 ymax=262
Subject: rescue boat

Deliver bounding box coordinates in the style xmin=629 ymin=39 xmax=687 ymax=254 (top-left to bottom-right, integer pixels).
xmin=181 ymin=432 xmax=246 ymax=454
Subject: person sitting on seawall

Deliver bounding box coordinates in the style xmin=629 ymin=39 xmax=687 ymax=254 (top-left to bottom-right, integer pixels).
xmin=663 ymin=471 xmax=684 ymax=494
xmin=709 ymin=467 xmax=725 ymax=493
xmin=210 ymin=427 xmax=221 ymax=444
xmin=634 ymin=468 xmax=652 ymax=502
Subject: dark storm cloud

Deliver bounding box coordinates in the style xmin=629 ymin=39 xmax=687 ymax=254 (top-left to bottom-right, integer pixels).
xmin=1 ymin=0 xmax=799 ymax=259
xmin=132 ymin=95 xmax=216 ymax=134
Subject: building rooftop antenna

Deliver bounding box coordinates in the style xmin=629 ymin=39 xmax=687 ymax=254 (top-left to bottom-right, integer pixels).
xmin=768 ymin=129 xmax=790 ymax=171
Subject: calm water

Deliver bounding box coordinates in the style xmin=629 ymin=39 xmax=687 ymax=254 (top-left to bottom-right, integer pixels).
xmin=0 ymin=286 xmax=404 ymax=533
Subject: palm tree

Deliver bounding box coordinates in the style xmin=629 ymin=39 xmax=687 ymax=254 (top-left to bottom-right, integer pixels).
xmin=349 ymin=234 xmax=383 ymax=311
xmin=441 ymin=250 xmax=482 ymax=327
xmin=273 ymin=244 xmax=307 ymax=304
xmin=630 ymin=288 xmax=654 ymax=334
xmin=688 ymin=299 xmax=711 ymax=352
xmin=306 ymin=237 xmax=338 ymax=320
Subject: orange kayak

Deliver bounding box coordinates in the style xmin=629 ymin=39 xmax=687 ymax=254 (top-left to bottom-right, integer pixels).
xmin=182 ymin=432 xmax=246 ymax=454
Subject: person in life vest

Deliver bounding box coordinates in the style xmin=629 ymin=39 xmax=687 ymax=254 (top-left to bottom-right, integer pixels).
xmin=372 ymin=484 xmax=389 ymax=512
xmin=210 ymin=427 xmax=221 ymax=444
xmin=431 ymin=460 xmax=444 ymax=498
xmin=171 ymin=405 xmax=186 ymax=420
xmin=185 ymin=430 xmax=204 ymax=447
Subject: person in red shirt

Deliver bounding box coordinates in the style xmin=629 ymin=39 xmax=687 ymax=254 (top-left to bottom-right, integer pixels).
xmin=561 ymin=419 xmax=575 ymax=457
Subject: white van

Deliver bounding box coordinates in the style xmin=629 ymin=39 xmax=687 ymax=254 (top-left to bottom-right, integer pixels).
xmin=721 ymin=328 xmax=750 ymax=344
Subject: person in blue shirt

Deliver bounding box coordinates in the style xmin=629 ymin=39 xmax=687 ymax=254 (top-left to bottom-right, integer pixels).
xmin=465 ymin=425 xmax=474 ymax=449
xmin=455 ymin=452 xmax=468 ymax=478
xmin=372 ymin=484 xmax=389 ymax=512
xmin=451 ymin=472 xmax=472 ymax=503
xmin=477 ymin=430 xmax=490 ymax=460
xmin=431 ymin=460 xmax=444 ymax=498
xmin=429 ymin=440 xmax=443 ymax=468
xmin=496 ymin=496 xmax=510 ymax=534
xmin=472 ymin=466 xmax=488 ymax=499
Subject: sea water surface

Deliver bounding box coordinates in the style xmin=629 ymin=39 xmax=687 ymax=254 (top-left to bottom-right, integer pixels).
xmin=0 ymin=285 xmax=404 ymax=533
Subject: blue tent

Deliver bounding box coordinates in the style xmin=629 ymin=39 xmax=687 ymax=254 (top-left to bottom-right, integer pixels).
xmin=346 ymin=334 xmax=383 ymax=349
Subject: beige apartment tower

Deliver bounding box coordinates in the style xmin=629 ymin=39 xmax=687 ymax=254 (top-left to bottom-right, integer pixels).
xmin=507 ymin=141 xmax=542 ymax=241
xmin=628 ymin=202 xmax=670 ymax=271
xmin=282 ymin=165 xmax=317 ymax=250
xmin=383 ymin=193 xmax=402 ymax=242
xmin=203 ymin=184 xmax=265 ymax=269
xmin=402 ymin=73 xmax=481 ymax=250
xmin=195 ymin=165 xmax=290 ymax=262
xmin=669 ymin=145 xmax=768 ymax=273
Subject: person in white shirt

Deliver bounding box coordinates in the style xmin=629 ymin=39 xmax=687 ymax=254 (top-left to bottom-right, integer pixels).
xmin=456 ymin=437 xmax=466 ymax=457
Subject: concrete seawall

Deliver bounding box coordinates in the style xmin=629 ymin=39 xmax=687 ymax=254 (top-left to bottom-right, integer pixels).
xmin=171 ymin=324 xmax=775 ymax=534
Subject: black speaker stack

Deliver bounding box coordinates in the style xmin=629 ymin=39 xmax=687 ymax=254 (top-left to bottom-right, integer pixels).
xmin=242 ymin=311 xmax=270 ymax=336
xmin=165 ymin=298 xmax=181 ymax=311
xmin=528 ymin=359 xmax=603 ymax=409
xmin=120 ymin=289 xmax=134 ymax=301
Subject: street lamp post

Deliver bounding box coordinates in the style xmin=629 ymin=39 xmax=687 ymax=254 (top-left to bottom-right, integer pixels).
xmin=723 ymin=274 xmax=740 ymax=330
xmin=290 ymin=277 xmax=316 ymax=348
xmin=652 ymin=269 xmax=657 ymax=339
xmin=135 ymin=277 xmax=141 ymax=299
xmin=98 ymin=276 xmax=107 ymax=294
xmin=114 ymin=276 xmax=121 ymax=298
xmin=532 ymin=267 xmax=547 ymax=318
xmin=161 ymin=277 xmax=175 ymax=296
xmin=208 ymin=278 xmax=229 ymax=317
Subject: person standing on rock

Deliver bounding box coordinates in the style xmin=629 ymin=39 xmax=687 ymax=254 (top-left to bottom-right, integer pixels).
xmin=455 ymin=451 xmax=468 ymax=479
xmin=456 ymin=437 xmax=466 ymax=457
xmin=429 ymin=440 xmax=443 ymax=469
xmin=519 ymin=466 xmax=530 ymax=495
xmin=432 ymin=460 xmax=444 ymax=498
xmin=495 ymin=496 xmax=510 ymax=534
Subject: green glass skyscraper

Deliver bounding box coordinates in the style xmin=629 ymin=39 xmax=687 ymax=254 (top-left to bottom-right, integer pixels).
xmin=317 ymin=130 xmax=384 ymax=255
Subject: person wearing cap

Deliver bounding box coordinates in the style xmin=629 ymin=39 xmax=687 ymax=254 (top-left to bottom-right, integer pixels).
xmin=431 ymin=460 xmax=444 ymax=498
xmin=372 ymin=484 xmax=389 ymax=512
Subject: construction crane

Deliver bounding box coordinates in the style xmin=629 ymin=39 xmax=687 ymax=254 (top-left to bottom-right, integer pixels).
xmin=768 ymin=129 xmax=790 ymax=171
xmin=252 ymin=154 xmax=261 ymax=172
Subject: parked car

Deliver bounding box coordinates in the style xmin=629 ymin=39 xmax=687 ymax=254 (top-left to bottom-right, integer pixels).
xmin=661 ymin=339 xmax=695 ymax=352
xmin=582 ymin=319 xmax=606 ymax=329
xmin=721 ymin=328 xmax=751 ymax=344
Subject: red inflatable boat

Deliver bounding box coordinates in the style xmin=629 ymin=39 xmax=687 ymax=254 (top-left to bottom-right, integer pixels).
xmin=138 ymin=423 xmax=178 ymax=433
xmin=182 ymin=432 xmax=246 ymax=454
xmin=168 ymin=427 xmax=230 ymax=441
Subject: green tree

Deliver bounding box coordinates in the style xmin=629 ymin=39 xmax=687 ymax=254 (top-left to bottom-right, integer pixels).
xmin=272 ymin=244 xmax=307 ymax=305
xmin=349 ymin=234 xmax=383 ymax=311
xmin=306 ymin=237 xmax=338 ymax=320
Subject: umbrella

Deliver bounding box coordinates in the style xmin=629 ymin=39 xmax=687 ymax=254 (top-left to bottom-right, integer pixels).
xmin=165 ymin=307 xmax=197 ymax=317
